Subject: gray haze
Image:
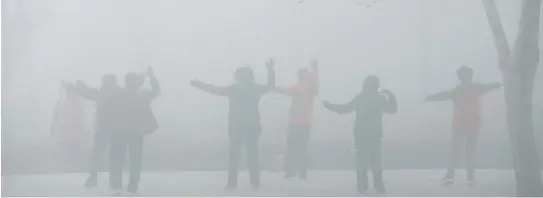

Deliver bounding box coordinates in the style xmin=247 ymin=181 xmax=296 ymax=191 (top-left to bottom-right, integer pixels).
xmin=2 ymin=0 xmax=542 ymax=177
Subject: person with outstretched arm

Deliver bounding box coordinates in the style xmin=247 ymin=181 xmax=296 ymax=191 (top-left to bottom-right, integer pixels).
xmin=322 ymin=75 xmax=397 ymax=195
xmin=426 ymin=65 xmax=501 ymax=186
xmin=274 ymin=59 xmax=319 ymax=180
xmin=70 ymin=74 xmax=120 ymax=188
xmin=109 ymin=66 xmax=160 ymax=196
xmin=190 ymin=59 xmax=275 ymax=190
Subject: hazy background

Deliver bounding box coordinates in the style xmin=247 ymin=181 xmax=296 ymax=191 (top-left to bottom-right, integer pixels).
xmin=2 ymin=0 xmax=542 ymax=173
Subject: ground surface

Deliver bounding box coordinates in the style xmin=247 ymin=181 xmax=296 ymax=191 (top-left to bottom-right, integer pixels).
xmin=2 ymin=170 xmax=516 ymax=197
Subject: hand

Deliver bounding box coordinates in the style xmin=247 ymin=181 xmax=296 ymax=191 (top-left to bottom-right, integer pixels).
xmin=310 ymin=59 xmax=318 ymax=69
xmin=321 ymin=100 xmax=331 ymax=106
xmin=146 ymin=65 xmax=154 ymax=76
xmin=380 ymin=89 xmax=393 ymax=96
xmin=266 ymin=58 xmax=275 ymax=70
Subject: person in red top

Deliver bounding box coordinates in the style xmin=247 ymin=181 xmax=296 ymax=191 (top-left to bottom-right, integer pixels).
xmin=51 ymin=81 xmax=86 ymax=170
xmin=274 ymin=59 xmax=319 ymax=179
xmin=426 ymin=66 xmax=502 ymax=185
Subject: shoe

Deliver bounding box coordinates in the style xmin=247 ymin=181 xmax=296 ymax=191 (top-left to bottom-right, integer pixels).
xmin=84 ymin=176 xmax=97 ymax=188
xmin=110 ymin=189 xmax=123 ymax=197
xmin=224 ymin=184 xmax=236 ymax=190
xmin=125 ymin=191 xmax=138 ymax=197
xmin=441 ymin=177 xmax=454 ymax=185
xmin=284 ymin=173 xmax=296 ymax=179
xmin=374 ymin=180 xmax=386 ymax=195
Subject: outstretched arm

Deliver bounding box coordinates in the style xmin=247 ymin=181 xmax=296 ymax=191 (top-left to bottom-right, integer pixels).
xmin=426 ymin=89 xmax=455 ymax=102
xmin=476 ymin=82 xmax=502 ymax=95
xmin=381 ymin=90 xmax=397 ymax=114
xmin=258 ymin=58 xmax=276 ymax=94
xmin=73 ymin=81 xmax=100 ymax=102
xmin=190 ymin=80 xmax=232 ymax=97
xmin=322 ymin=95 xmax=358 ymax=114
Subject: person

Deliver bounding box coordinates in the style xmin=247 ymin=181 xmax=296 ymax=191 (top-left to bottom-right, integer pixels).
xmin=70 ymin=74 xmax=120 ymax=188
xmin=274 ymin=59 xmax=319 ymax=179
xmin=190 ymin=59 xmax=275 ymax=190
xmin=109 ymin=66 xmax=160 ymax=196
xmin=426 ymin=65 xmax=501 ymax=185
xmin=51 ymin=81 xmax=87 ymax=171
xmin=322 ymin=75 xmax=396 ymax=195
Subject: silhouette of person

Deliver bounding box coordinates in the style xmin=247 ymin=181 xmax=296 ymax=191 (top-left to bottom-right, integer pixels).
xmin=426 ymin=65 xmax=501 ymax=185
xmin=322 ymin=75 xmax=397 ymax=195
xmin=53 ymin=81 xmax=87 ymax=171
xmin=109 ymin=66 xmax=160 ymax=196
xmin=274 ymin=59 xmax=319 ymax=179
xmin=190 ymin=59 xmax=275 ymax=189
xmin=71 ymin=74 xmax=120 ymax=188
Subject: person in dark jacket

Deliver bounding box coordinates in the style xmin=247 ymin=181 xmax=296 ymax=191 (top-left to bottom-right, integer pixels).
xmin=109 ymin=66 xmax=160 ymax=196
xmin=71 ymin=74 xmax=120 ymax=188
xmin=322 ymin=75 xmax=397 ymax=195
xmin=190 ymin=59 xmax=275 ymax=190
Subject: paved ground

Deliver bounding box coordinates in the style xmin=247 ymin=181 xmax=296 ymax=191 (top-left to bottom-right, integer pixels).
xmin=2 ymin=170 xmax=516 ymax=197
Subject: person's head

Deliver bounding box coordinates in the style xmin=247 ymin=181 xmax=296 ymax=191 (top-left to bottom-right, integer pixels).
xmin=65 ymin=83 xmax=77 ymax=98
xmin=457 ymin=66 xmax=474 ymax=84
xmin=297 ymin=68 xmax=310 ymax=83
xmin=124 ymin=72 xmax=145 ymax=90
xmin=363 ymin=75 xmax=380 ymax=93
xmin=101 ymin=74 xmax=117 ymax=89
xmin=234 ymin=67 xmax=254 ymax=84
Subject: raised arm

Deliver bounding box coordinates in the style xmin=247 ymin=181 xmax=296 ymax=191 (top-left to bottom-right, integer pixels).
xmin=190 ymin=79 xmax=232 ymax=97
xmin=380 ymin=90 xmax=397 ymax=114
xmin=257 ymin=58 xmax=276 ymax=94
xmin=426 ymin=89 xmax=455 ymax=102
xmin=475 ymin=82 xmax=502 ymax=95
xmin=146 ymin=66 xmax=161 ymax=99
xmin=322 ymin=94 xmax=359 ymax=114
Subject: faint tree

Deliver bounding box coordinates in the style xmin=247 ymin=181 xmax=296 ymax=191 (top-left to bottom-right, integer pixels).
xmin=482 ymin=0 xmax=542 ymax=196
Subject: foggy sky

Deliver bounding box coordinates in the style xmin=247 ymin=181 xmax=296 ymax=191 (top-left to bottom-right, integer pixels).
xmin=2 ymin=0 xmax=541 ymax=149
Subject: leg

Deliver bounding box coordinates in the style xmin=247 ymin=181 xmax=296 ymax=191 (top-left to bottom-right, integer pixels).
xmin=127 ymin=135 xmax=144 ymax=193
xmin=369 ymin=138 xmax=385 ymax=194
xmin=465 ymin=131 xmax=479 ymax=182
xmin=444 ymin=131 xmax=463 ymax=182
xmin=355 ymin=137 xmax=369 ymax=193
xmin=109 ymin=135 xmax=128 ymax=191
xmin=298 ymin=125 xmax=311 ymax=179
xmin=86 ymin=132 xmax=108 ymax=187
xmin=227 ymin=136 xmax=243 ymax=188
xmin=284 ymin=125 xmax=297 ymax=178
xmin=244 ymin=133 xmax=260 ymax=189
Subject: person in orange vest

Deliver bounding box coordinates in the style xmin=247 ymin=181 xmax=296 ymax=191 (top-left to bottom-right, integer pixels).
xmin=426 ymin=66 xmax=501 ymax=185
xmin=322 ymin=75 xmax=397 ymax=195
xmin=274 ymin=59 xmax=319 ymax=180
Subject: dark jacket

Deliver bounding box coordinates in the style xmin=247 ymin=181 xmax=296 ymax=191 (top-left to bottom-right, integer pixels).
xmin=323 ymin=91 xmax=397 ymax=138
xmin=191 ymin=69 xmax=275 ymax=137
xmin=115 ymin=74 xmax=161 ymax=136
xmin=74 ymin=84 xmax=121 ymax=134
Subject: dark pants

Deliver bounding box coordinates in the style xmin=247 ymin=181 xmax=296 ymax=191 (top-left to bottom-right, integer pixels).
xmin=88 ymin=132 xmax=109 ymax=179
xmin=228 ymin=132 xmax=260 ymax=188
xmin=354 ymin=135 xmax=383 ymax=191
xmin=446 ymin=131 xmax=478 ymax=180
xmin=109 ymin=134 xmax=144 ymax=192
xmin=285 ymin=124 xmax=310 ymax=178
